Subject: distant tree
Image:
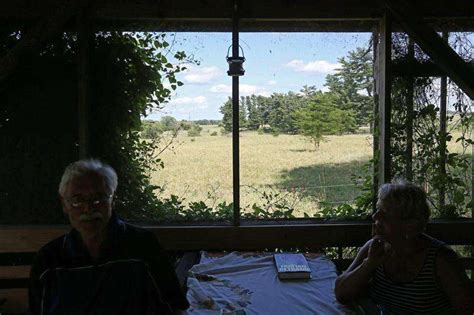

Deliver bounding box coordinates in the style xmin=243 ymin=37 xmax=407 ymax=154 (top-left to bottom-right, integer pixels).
xmin=219 ymin=97 xmax=232 ymax=132
xmin=256 ymin=95 xmax=272 ymax=127
xmin=141 ymin=120 xmax=163 ymax=139
xmin=300 ymin=85 xmax=318 ymax=98
xmin=160 ymin=115 xmax=178 ymax=131
xmin=293 ymin=92 xmax=357 ymax=149
xmin=239 ymin=96 xmax=247 ymax=129
xmin=194 ymin=119 xmax=221 ymax=125
xmin=325 ymin=46 xmax=373 ymax=128
xmin=268 ymin=92 xmax=304 ymax=134
xmin=246 ymin=95 xmax=260 ymax=130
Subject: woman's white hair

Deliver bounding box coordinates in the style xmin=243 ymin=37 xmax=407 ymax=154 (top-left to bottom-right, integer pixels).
xmin=58 ymin=159 xmax=118 ymax=197
xmin=377 ymin=179 xmax=430 ymax=230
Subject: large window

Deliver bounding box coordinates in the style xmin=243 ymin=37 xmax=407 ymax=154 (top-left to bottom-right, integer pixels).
xmin=144 ymin=32 xmax=381 ymax=222
xmin=141 ymin=31 xmax=473 ymax=223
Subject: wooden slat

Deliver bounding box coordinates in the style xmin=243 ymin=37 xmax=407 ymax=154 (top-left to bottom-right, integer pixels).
xmin=152 ymin=223 xmax=372 ymax=251
xmin=0 ymin=266 xmax=30 ymax=280
xmin=0 ymin=226 xmax=67 ymax=253
xmin=0 ymin=288 xmax=28 ymax=314
xmin=1 ymin=220 xmax=473 ymax=253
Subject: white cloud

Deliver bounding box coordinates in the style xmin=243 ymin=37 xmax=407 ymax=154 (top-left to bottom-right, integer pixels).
xmin=209 ymin=84 xmax=230 ymax=93
xmin=209 ymin=84 xmax=269 ymax=96
xmin=286 ymin=59 xmax=340 ymax=74
xmin=267 ymin=80 xmax=277 ymax=86
xmin=183 ymin=66 xmax=221 ymax=84
xmin=169 ymin=96 xmax=208 ymax=108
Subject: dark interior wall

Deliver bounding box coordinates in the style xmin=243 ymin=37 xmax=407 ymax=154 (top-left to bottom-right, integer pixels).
xmin=0 ymin=47 xmax=78 ymax=224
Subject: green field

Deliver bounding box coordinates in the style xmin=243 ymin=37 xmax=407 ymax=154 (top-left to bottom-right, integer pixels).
xmin=151 ymin=125 xmax=374 ymax=217
xmin=150 ymin=124 xmax=471 ymax=217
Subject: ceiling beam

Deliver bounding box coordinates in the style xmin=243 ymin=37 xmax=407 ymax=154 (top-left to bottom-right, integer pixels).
xmin=1 ymin=0 xmax=474 ymax=32
xmin=384 ymin=0 xmax=474 ymax=99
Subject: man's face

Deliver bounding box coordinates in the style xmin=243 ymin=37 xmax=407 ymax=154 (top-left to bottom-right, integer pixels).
xmin=61 ymin=172 xmax=113 ymax=240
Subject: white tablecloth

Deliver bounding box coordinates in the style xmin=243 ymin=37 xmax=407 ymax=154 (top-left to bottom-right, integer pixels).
xmin=186 ymin=251 xmax=354 ymax=315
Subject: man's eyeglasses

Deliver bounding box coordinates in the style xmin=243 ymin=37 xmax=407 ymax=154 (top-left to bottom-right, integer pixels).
xmin=65 ymin=194 xmax=113 ymax=209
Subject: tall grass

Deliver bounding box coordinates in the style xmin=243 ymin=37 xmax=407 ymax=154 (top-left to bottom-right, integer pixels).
xmin=151 ymin=125 xmax=373 ymax=216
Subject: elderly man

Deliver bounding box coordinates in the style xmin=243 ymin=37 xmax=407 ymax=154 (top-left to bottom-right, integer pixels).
xmin=29 ymin=159 xmax=189 ymax=314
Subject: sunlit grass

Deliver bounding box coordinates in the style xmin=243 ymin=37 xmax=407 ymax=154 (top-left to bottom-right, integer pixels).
xmin=151 ymin=125 xmax=373 ymax=216
xmin=149 ymin=124 xmax=470 ymax=217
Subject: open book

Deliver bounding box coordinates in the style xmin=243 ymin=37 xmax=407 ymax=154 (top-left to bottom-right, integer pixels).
xmin=274 ymin=253 xmax=311 ymax=280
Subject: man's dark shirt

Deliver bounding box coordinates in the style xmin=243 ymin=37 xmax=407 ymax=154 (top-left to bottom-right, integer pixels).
xmin=29 ymin=214 xmax=189 ymax=314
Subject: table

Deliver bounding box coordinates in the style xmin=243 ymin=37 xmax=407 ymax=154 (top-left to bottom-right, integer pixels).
xmin=186 ymin=251 xmax=353 ymax=315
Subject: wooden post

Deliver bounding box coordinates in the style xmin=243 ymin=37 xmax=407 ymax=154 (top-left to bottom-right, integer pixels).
xmin=405 ymin=38 xmax=414 ymax=181
xmin=378 ymin=13 xmax=392 ymax=184
xmin=231 ymin=0 xmax=240 ymax=226
xmin=77 ymin=9 xmax=91 ymax=159
xmin=438 ymin=32 xmax=448 ymax=210
xmin=372 ymin=28 xmax=379 ymax=212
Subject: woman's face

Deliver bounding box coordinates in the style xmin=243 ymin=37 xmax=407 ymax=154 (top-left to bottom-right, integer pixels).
xmin=372 ymin=201 xmax=405 ymax=240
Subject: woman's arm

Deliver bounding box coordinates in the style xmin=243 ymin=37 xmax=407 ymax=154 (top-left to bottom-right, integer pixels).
xmin=335 ymin=237 xmax=391 ymax=304
xmin=436 ymin=246 xmax=474 ymax=315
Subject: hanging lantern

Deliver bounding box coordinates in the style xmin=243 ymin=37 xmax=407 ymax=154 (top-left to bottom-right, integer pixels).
xmin=226 ymin=45 xmax=245 ymax=76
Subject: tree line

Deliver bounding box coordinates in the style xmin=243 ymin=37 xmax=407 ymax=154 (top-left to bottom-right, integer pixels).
xmin=142 ymin=116 xmax=220 ymax=138
xmin=219 ymin=46 xmax=373 ymax=147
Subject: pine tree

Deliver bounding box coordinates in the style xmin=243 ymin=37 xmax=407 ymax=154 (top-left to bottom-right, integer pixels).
xmin=219 ymin=97 xmax=233 ymax=132
xmin=325 ymin=46 xmax=373 ymax=128
xmin=293 ymin=92 xmax=357 ymax=149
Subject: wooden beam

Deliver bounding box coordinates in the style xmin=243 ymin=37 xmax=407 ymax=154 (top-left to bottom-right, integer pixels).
xmin=392 ymin=60 xmax=445 ymax=77
xmin=1 ymin=220 xmax=473 ymax=253
xmin=372 ymin=28 xmax=379 ymax=212
xmin=438 ymin=32 xmax=448 ymax=209
xmin=0 ymin=266 xmax=30 ymax=280
xmin=1 ymin=0 xmax=474 ymax=32
xmin=0 ymin=0 xmax=90 ymax=82
xmin=405 ymin=38 xmax=414 ymax=181
xmin=384 ymin=0 xmax=474 ymax=100
xmin=377 ymin=13 xmax=392 ymax=184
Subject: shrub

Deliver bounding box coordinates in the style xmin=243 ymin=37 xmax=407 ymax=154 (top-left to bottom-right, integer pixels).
xmin=187 ymin=124 xmax=202 ymax=137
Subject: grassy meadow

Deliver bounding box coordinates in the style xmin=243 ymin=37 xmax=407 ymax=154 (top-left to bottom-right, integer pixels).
xmin=149 ymin=119 xmax=473 ymax=218
xmin=151 ymin=125 xmax=374 ymax=217
xmin=150 ymin=121 xmax=471 ymax=217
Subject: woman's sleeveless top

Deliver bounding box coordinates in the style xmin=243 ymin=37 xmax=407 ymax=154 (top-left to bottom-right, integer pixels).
xmin=370 ymin=239 xmax=453 ymax=314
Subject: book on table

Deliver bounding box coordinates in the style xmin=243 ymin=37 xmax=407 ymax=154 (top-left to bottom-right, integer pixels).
xmin=274 ymin=253 xmax=311 ymax=280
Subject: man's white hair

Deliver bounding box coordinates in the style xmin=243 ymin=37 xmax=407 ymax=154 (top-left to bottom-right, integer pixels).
xmin=58 ymin=159 xmax=118 ymax=197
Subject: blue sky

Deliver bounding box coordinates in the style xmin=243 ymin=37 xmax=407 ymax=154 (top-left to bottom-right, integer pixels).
xmin=147 ymin=32 xmax=371 ymax=121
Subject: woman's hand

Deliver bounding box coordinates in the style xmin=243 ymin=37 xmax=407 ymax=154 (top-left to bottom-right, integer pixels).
xmin=366 ymin=237 xmax=392 ymax=268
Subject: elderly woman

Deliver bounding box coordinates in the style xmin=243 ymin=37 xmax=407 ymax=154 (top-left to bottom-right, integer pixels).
xmin=335 ymin=180 xmax=473 ymax=314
